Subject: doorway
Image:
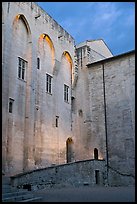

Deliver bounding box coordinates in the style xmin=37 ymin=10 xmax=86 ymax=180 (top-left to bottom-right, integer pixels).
xmin=95 ymin=170 xmax=100 ymax=184
xmin=66 ymin=137 xmax=73 ymax=163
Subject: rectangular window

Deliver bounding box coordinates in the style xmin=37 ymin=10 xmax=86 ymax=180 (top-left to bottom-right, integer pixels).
xmin=64 ymin=84 xmax=69 ymax=102
xmin=9 ymin=98 xmax=14 ymax=113
xmin=46 ymin=74 xmax=52 ymax=94
xmin=37 ymin=57 xmax=40 ymax=69
xmin=18 ymin=57 xmax=27 ymax=80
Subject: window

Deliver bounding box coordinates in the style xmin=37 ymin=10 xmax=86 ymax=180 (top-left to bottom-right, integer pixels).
xmin=9 ymin=98 xmax=14 ymax=113
xmin=94 ymin=148 xmax=98 ymax=160
xmin=71 ymin=96 xmax=75 ymax=112
xmin=46 ymin=74 xmax=52 ymax=94
xmin=18 ymin=57 xmax=27 ymax=80
xmin=56 ymin=116 xmax=59 ymax=127
xmin=37 ymin=57 xmax=40 ymax=69
xmin=64 ymin=84 xmax=69 ymax=102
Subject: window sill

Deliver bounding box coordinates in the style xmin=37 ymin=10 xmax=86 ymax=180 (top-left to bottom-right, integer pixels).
xmin=64 ymin=100 xmax=69 ymax=104
xmin=17 ymin=78 xmax=26 ymax=83
xmin=46 ymin=91 xmax=52 ymax=96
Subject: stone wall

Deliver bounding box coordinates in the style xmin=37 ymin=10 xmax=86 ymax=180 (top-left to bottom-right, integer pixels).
xmin=87 ymin=51 xmax=135 ymax=186
xmin=103 ymin=52 xmax=135 ymax=186
xmin=10 ymin=159 xmax=106 ymax=190
xmin=2 ymin=2 xmax=76 ymax=175
xmin=72 ymin=42 xmax=110 ymax=162
xmin=2 ymin=2 xmax=135 ymax=187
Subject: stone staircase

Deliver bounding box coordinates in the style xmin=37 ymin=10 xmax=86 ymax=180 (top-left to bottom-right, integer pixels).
xmin=2 ymin=175 xmax=42 ymax=202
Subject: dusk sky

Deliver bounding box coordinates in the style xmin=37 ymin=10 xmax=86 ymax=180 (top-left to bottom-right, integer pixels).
xmin=36 ymin=2 xmax=135 ymax=56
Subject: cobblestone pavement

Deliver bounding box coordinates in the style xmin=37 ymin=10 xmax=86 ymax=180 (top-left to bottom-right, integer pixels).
xmin=33 ymin=186 xmax=135 ymax=202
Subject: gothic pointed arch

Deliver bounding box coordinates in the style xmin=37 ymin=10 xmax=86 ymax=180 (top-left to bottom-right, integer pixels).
xmin=62 ymin=51 xmax=73 ymax=69
xmin=66 ymin=137 xmax=74 ymax=163
xmin=61 ymin=50 xmax=74 ymax=84
xmin=18 ymin=14 xmax=31 ymax=35
xmin=38 ymin=33 xmax=55 ymax=68
xmin=61 ymin=51 xmax=74 ymax=84
xmin=12 ymin=14 xmax=31 ymax=42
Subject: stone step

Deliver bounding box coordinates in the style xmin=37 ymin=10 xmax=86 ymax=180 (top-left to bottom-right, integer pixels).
xmin=2 ymin=193 xmax=35 ymax=202
xmin=2 ymin=177 xmax=11 ymax=185
xmin=2 ymin=184 xmax=19 ymax=193
xmin=2 ymin=186 xmax=12 ymax=193
xmin=2 ymin=176 xmax=43 ymax=202
xmin=2 ymin=190 xmax=28 ymax=199
xmin=19 ymin=196 xmax=43 ymax=202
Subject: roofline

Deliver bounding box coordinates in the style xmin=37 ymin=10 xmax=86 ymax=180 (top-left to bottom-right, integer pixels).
xmin=86 ymin=50 xmax=135 ymax=67
xmin=87 ymin=39 xmax=113 ymax=55
xmin=34 ymin=2 xmax=75 ymax=41
xmin=75 ymin=39 xmax=113 ymax=55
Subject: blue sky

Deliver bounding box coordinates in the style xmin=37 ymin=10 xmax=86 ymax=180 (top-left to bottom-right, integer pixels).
xmin=36 ymin=2 xmax=135 ymax=56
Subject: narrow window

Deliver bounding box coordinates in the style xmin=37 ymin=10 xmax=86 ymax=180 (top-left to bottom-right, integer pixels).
xmin=46 ymin=74 xmax=52 ymax=94
xmin=18 ymin=57 xmax=27 ymax=80
xmin=37 ymin=57 xmax=40 ymax=69
xmin=71 ymin=96 xmax=75 ymax=112
xmin=94 ymin=148 xmax=98 ymax=160
xmin=9 ymin=98 xmax=14 ymax=113
xmin=64 ymin=84 xmax=69 ymax=103
xmin=56 ymin=116 xmax=59 ymax=127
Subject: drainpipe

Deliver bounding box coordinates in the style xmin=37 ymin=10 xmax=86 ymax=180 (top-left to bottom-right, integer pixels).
xmin=102 ymin=63 xmax=109 ymax=185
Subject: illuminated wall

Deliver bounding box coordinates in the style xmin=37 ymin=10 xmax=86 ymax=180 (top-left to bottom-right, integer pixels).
xmin=2 ymin=2 xmax=75 ymax=174
xmin=2 ymin=3 xmax=134 ymax=187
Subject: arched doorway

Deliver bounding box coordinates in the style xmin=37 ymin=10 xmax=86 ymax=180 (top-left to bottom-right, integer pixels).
xmin=66 ymin=137 xmax=74 ymax=163
xmin=94 ymin=148 xmax=98 ymax=160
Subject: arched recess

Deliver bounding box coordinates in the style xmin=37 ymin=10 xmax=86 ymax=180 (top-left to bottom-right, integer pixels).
xmin=62 ymin=51 xmax=73 ymax=69
xmin=66 ymin=137 xmax=74 ymax=163
xmin=38 ymin=34 xmax=55 ymax=72
xmin=12 ymin=14 xmax=31 ymax=42
xmin=12 ymin=14 xmax=32 ymax=63
xmin=35 ymin=34 xmax=55 ymax=166
xmin=62 ymin=51 xmax=73 ymax=77
xmin=7 ymin=14 xmax=32 ymax=173
xmin=12 ymin=14 xmax=32 ymax=71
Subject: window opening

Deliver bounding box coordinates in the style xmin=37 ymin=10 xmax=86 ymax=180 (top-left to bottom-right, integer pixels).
xmin=18 ymin=57 xmax=27 ymax=80
xmin=71 ymin=96 xmax=75 ymax=112
xmin=9 ymin=98 xmax=14 ymax=113
xmin=56 ymin=116 xmax=59 ymax=127
xmin=37 ymin=57 xmax=40 ymax=69
xmin=94 ymin=148 xmax=98 ymax=160
xmin=64 ymin=84 xmax=69 ymax=102
xmin=46 ymin=74 xmax=52 ymax=94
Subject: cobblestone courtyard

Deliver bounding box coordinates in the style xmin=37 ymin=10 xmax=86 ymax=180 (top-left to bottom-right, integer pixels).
xmin=33 ymin=186 xmax=135 ymax=202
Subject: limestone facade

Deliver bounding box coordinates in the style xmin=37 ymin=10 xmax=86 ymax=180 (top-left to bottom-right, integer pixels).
xmin=2 ymin=2 xmax=135 ymax=186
